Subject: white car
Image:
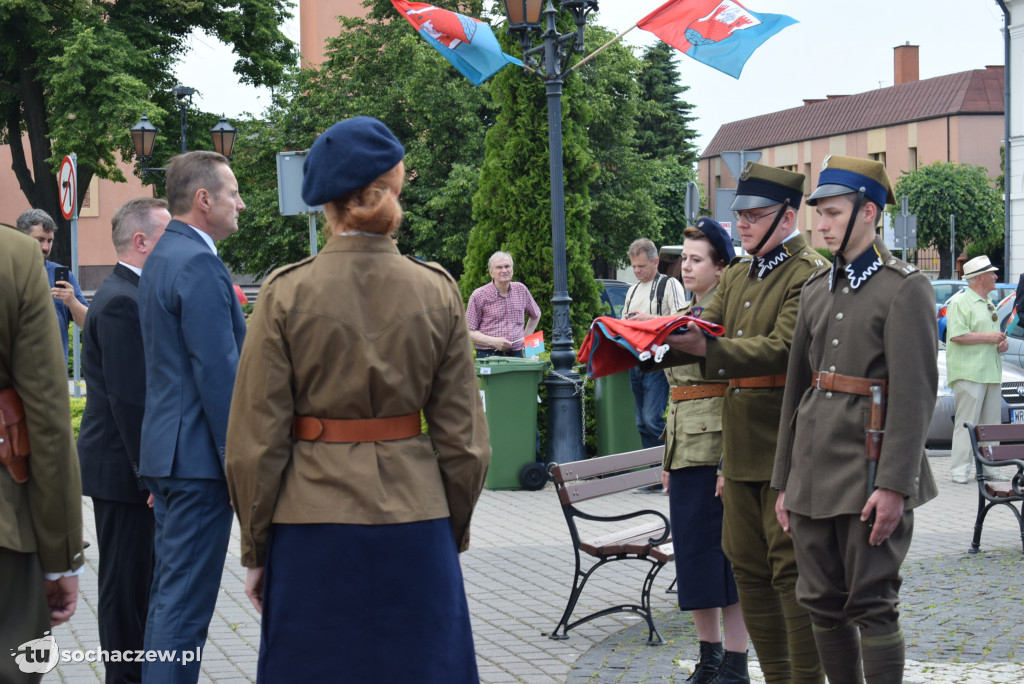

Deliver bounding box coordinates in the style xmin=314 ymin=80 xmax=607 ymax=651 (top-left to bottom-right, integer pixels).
xmin=927 ymin=345 xmax=1024 ymax=446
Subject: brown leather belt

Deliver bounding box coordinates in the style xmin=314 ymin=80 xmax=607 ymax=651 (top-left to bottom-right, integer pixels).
xmin=729 ymin=373 xmax=787 ymax=389
xmin=292 ymin=413 xmax=422 ymax=443
xmin=671 ymin=384 xmax=728 ymax=401
xmin=811 ymin=371 xmax=887 ymax=397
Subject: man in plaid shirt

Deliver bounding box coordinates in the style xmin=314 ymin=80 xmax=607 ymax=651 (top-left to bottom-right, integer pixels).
xmin=466 ymin=251 xmax=541 ymax=358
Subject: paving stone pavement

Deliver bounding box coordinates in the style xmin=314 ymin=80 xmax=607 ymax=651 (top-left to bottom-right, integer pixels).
xmin=47 ymin=451 xmax=1022 ymax=683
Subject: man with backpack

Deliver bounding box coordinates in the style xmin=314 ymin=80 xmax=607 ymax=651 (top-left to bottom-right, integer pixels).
xmin=623 ymin=238 xmax=686 ymax=450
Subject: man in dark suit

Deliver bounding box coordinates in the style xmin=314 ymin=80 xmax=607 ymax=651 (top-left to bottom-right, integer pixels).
xmin=138 ymin=151 xmax=246 ymax=684
xmin=1 ymin=227 xmax=84 ymax=684
xmin=78 ymin=197 xmax=170 ymax=684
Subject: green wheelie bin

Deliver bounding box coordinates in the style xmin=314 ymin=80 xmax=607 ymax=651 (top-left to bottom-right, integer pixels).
xmin=475 ymin=357 xmax=547 ymax=490
xmin=594 ymin=369 xmax=643 ymax=456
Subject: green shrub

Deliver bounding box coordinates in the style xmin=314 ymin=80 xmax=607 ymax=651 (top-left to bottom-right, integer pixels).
xmin=69 ymin=397 xmax=86 ymax=440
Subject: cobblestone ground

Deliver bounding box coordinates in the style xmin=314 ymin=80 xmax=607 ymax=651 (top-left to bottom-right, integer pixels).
xmin=47 ymin=451 xmax=1022 ymax=683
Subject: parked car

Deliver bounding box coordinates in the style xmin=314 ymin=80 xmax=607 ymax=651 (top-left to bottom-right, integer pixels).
xmin=927 ymin=345 xmax=1024 ymax=446
xmin=597 ymin=279 xmax=630 ymax=319
xmin=936 ymin=283 xmax=1016 ymax=342
xmin=996 ymin=293 xmax=1024 ymax=366
xmin=930 ymin=279 xmax=966 ymax=315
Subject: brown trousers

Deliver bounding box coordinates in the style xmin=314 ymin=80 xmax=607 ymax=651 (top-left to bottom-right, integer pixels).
xmin=0 ymin=548 xmax=51 ymax=684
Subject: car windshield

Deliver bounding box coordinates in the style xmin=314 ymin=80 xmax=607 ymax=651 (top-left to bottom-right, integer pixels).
xmin=932 ymin=283 xmax=963 ymax=306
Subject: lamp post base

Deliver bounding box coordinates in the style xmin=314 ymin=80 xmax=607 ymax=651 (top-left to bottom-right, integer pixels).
xmin=545 ymin=351 xmax=585 ymax=465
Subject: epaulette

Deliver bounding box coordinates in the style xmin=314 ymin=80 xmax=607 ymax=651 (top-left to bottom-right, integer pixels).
xmin=805 ymin=266 xmax=832 ymax=285
xmin=405 ymin=255 xmax=458 ymax=287
xmin=261 ymin=254 xmax=318 ymax=287
xmin=882 ymin=256 xmax=921 ymax=278
xmin=798 ymin=249 xmax=831 ymax=270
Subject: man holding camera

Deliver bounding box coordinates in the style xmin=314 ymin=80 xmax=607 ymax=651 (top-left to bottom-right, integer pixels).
xmin=14 ymin=208 xmax=89 ymax=361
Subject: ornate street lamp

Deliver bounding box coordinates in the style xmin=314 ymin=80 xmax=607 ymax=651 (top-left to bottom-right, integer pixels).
xmin=130 ymin=115 xmax=159 ymax=163
xmin=501 ymin=0 xmax=599 ymax=465
xmin=129 ymin=85 xmax=238 ymax=176
xmin=209 ymin=117 xmax=238 ymax=159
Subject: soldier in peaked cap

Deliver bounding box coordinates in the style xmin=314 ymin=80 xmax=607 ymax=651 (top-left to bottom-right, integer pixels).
xmin=772 ymin=155 xmax=938 ymax=684
xmin=644 ymin=162 xmax=828 ymax=684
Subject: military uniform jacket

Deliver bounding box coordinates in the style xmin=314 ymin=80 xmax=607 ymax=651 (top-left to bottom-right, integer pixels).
xmin=771 ymin=238 xmax=938 ymax=517
xmin=225 ymin=234 xmax=491 ymax=568
xmin=0 ymin=229 xmax=83 ymax=573
xmin=663 ymin=289 xmax=726 ymax=470
xmin=650 ymin=232 xmax=827 ymax=481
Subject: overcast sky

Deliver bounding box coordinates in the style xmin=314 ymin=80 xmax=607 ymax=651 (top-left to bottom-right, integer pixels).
xmin=176 ymin=0 xmax=1008 ymax=154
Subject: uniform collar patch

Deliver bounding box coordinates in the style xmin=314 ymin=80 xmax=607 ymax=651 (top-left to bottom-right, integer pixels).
xmin=832 ymin=244 xmax=883 ymax=291
xmin=748 ymin=242 xmax=792 ymax=280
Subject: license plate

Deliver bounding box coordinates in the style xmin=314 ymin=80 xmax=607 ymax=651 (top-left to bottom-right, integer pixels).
xmin=1013 ymin=409 xmax=1024 ymax=424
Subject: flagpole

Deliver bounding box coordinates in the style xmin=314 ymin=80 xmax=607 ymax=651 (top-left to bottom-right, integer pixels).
xmin=567 ymin=24 xmax=638 ymax=73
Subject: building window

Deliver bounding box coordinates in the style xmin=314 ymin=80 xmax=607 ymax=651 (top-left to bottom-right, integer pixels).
xmin=869 ymin=152 xmax=887 ymax=167
xmin=908 ymin=147 xmax=918 ymax=170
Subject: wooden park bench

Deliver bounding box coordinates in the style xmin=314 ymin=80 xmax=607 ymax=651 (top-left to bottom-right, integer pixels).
xmin=549 ymin=447 xmax=673 ymax=644
xmin=965 ymin=422 xmax=1024 ymax=554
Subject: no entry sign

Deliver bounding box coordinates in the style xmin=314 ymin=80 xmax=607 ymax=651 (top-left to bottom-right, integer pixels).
xmin=59 ymin=155 xmax=76 ymax=220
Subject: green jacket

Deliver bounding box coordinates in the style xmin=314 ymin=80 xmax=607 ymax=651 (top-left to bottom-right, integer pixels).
xmin=0 ymin=228 xmax=83 ymax=573
xmin=649 ymin=233 xmax=828 ymax=481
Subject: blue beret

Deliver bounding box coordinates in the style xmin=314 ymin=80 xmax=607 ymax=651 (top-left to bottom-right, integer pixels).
xmin=301 ymin=116 xmax=405 ymax=206
xmin=694 ymin=217 xmax=736 ymax=263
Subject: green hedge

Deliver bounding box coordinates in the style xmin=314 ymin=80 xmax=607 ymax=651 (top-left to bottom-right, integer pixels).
xmin=70 ymin=397 xmax=85 ymax=441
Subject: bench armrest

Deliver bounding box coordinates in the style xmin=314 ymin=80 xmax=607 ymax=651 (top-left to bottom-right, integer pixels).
xmin=570 ymin=508 xmax=671 ymax=546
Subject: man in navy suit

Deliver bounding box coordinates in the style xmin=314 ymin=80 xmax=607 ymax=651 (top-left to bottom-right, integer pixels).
xmin=138 ymin=151 xmax=246 ymax=683
xmin=78 ymin=197 xmax=170 ymax=684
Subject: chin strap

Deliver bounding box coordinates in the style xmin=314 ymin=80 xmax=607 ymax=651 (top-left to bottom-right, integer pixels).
xmin=829 ymin=188 xmax=866 ymax=292
xmin=747 ymin=198 xmax=791 ymax=278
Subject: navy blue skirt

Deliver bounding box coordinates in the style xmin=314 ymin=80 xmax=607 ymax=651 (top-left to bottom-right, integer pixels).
xmin=259 ymin=518 xmax=478 ymax=683
xmin=668 ymin=467 xmax=739 ymax=610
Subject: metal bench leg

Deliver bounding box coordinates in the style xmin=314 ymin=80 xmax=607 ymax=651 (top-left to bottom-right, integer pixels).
xmin=968 ymin=498 xmax=992 ymax=554
xmin=639 ymin=562 xmax=665 ymax=644
xmin=550 ymin=560 xmax=603 ymax=640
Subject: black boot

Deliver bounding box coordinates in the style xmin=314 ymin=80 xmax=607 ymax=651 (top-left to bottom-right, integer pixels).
xmin=688 ymin=641 xmax=724 ymax=683
xmin=709 ymin=650 xmax=750 ymax=684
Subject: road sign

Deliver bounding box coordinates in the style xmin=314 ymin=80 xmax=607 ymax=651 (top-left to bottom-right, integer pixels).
xmin=720 ymin=150 xmax=762 ymax=180
xmin=59 ymin=155 xmax=76 ymax=220
xmin=684 ymin=181 xmax=700 ymax=225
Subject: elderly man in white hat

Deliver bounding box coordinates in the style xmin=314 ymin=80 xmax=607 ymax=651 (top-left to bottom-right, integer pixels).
xmin=945 ymin=255 xmax=1007 ymax=483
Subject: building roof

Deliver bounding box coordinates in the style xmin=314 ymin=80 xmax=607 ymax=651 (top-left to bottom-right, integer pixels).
xmin=702 ymin=66 xmax=1004 ymax=158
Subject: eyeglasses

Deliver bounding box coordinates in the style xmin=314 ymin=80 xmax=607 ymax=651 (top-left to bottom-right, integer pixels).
xmin=734 ymin=208 xmax=780 ymax=224
xmin=987 ymin=301 xmax=998 ymax=323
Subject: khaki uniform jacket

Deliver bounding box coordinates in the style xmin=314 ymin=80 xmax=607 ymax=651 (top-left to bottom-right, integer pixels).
xmin=0 ymin=229 xmax=84 ymax=573
xmin=225 ymin=235 xmax=490 ymax=568
xmin=663 ymin=289 xmax=726 ymax=470
xmin=772 ymin=238 xmax=938 ymax=516
xmin=650 ymin=233 xmax=828 ymax=481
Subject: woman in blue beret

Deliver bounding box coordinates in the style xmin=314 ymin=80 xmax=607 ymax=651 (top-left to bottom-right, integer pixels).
xmin=663 ymin=220 xmax=749 ymax=683
xmin=225 ymin=116 xmax=490 ymax=683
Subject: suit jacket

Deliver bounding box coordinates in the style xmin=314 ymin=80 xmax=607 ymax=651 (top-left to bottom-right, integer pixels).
xmin=77 ymin=263 xmax=149 ymax=503
xmin=0 ymin=228 xmax=84 ymax=573
xmin=138 ymin=220 xmax=246 ymax=480
xmin=226 ymin=234 xmax=490 ymax=567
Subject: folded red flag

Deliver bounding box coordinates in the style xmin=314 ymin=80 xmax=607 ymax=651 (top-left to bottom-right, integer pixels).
xmin=577 ymin=315 xmax=725 ymax=379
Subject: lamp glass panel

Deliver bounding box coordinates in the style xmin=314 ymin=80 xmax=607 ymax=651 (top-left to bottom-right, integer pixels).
xmin=503 ymin=0 xmax=542 ymax=25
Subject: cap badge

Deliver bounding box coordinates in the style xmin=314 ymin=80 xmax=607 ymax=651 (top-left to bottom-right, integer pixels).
xmin=820 ymin=154 xmax=832 ymax=172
